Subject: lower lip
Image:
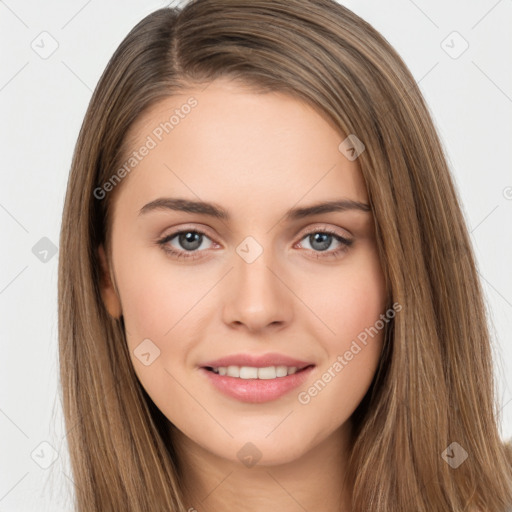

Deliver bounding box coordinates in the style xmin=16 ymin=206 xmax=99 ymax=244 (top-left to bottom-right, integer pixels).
xmin=200 ymin=366 xmax=315 ymax=403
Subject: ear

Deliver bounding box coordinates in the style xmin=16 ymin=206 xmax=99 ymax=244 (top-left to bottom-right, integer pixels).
xmin=98 ymin=244 xmax=122 ymax=319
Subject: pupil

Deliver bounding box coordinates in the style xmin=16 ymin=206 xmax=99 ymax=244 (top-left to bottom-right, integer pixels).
xmin=180 ymin=232 xmax=202 ymax=251
xmin=310 ymin=233 xmax=331 ymax=251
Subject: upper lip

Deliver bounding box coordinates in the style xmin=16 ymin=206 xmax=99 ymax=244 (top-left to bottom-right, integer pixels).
xmin=200 ymin=352 xmax=315 ymax=370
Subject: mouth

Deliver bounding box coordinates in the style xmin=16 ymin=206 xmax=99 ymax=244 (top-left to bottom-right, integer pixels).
xmin=199 ymin=364 xmax=316 ymax=403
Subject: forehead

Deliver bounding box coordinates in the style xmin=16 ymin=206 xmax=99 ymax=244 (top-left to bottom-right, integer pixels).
xmin=113 ymin=79 xmax=369 ymax=217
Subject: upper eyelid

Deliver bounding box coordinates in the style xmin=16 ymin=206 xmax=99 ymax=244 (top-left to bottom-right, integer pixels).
xmin=299 ymin=224 xmax=351 ymax=237
xmin=160 ymin=222 xmax=352 ymax=240
xmin=158 ymin=225 xmax=352 ymax=253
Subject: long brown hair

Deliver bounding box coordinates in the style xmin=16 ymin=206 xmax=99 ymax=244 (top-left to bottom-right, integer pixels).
xmin=58 ymin=0 xmax=512 ymax=510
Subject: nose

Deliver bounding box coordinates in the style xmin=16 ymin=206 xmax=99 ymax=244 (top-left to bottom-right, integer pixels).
xmin=221 ymin=246 xmax=294 ymax=333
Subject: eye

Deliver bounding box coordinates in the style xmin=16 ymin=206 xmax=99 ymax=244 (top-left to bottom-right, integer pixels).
xmin=296 ymin=228 xmax=353 ymax=259
xmin=156 ymin=227 xmax=354 ymax=261
xmin=157 ymin=229 xmax=215 ymax=260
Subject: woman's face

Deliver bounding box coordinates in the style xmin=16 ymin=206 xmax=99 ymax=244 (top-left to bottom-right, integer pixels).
xmin=99 ymin=78 xmax=387 ymax=466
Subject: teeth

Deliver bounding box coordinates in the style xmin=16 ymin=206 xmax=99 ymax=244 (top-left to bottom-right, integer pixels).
xmin=210 ymin=365 xmax=300 ymax=379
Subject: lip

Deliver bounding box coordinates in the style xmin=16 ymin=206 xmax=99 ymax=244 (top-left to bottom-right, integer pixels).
xmin=200 ymin=365 xmax=315 ymax=403
xmin=199 ymin=352 xmax=314 ymax=370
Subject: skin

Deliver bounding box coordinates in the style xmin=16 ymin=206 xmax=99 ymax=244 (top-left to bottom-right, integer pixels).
xmin=99 ymin=78 xmax=387 ymax=511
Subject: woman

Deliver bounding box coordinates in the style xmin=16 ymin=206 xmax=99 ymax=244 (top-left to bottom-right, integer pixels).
xmin=58 ymin=0 xmax=512 ymax=510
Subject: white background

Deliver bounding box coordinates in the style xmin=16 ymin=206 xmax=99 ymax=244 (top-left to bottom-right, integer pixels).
xmin=1 ymin=0 xmax=511 ymax=510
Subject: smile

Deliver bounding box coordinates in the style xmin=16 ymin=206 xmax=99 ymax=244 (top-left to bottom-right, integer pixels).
xmin=200 ymin=365 xmax=315 ymax=403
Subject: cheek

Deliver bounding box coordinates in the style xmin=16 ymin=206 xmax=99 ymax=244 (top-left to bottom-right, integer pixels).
xmin=116 ymin=250 xmax=203 ymax=345
xmin=308 ymin=248 xmax=387 ymax=347
xmin=115 ymin=258 xmax=202 ymax=415
xmin=119 ymin=277 xmax=174 ymax=345
xmin=295 ymin=251 xmax=386 ymax=415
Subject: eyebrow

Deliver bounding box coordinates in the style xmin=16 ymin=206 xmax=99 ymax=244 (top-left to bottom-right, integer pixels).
xmin=138 ymin=197 xmax=371 ymax=221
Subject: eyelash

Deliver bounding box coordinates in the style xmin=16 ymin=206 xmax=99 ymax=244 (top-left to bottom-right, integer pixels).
xmin=156 ymin=227 xmax=354 ymax=261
